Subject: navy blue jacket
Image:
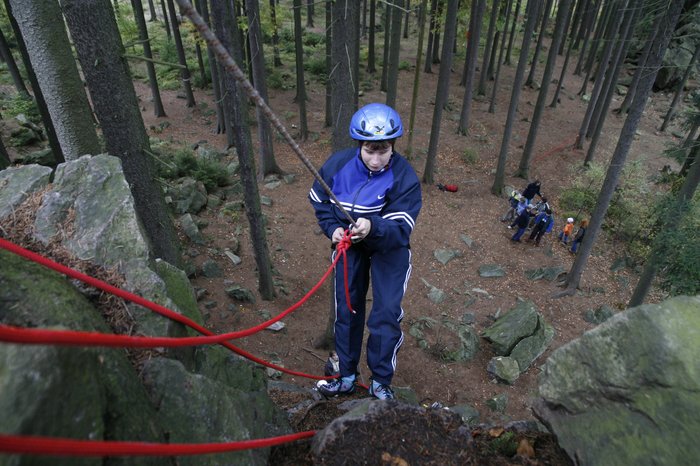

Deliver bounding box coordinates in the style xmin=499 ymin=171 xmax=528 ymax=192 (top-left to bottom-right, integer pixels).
xmin=309 ymin=147 xmax=422 ymax=251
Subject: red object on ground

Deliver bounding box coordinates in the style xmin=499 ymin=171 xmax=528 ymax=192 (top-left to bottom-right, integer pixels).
xmin=444 ymin=184 xmax=458 ymax=192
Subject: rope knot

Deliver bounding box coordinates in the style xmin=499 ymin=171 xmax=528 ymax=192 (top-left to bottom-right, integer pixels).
xmin=334 ymin=230 xmax=356 ymax=314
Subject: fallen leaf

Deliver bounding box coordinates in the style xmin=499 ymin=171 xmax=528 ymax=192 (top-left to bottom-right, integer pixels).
xmin=381 ymin=451 xmax=409 ymax=466
xmin=488 ymin=427 xmax=505 ymax=437
xmin=517 ymin=438 xmax=535 ymax=457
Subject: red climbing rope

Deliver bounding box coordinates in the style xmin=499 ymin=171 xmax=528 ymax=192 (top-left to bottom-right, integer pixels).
xmin=0 ymin=431 xmax=315 ymax=457
xmin=0 ymin=236 xmax=352 ymax=379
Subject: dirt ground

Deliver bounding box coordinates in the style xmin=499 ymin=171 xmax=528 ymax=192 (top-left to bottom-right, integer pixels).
xmin=3 ymin=25 xmax=685 ymax=463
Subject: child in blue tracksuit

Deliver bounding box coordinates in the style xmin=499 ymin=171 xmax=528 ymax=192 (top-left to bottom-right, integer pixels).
xmin=509 ymin=206 xmax=534 ymax=242
xmin=309 ymin=103 xmax=422 ymax=401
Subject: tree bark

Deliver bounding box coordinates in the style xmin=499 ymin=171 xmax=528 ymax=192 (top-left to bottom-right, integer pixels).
xmin=324 ymin=0 xmax=332 ymax=126
xmin=367 ymin=0 xmax=377 ymax=72
xmin=330 ymin=0 xmax=360 ymax=152
xmin=160 ymin=0 xmax=172 ymax=39
xmin=197 ymin=0 xmax=225 ymax=133
xmin=616 ymin=18 xmax=657 ymax=115
xmin=504 ymin=0 xmax=521 ymax=65
xmin=306 ymin=0 xmax=314 ymax=28
xmin=131 ymin=0 xmax=166 ymax=117
xmin=491 ymin=0 xmax=542 ymax=195
xmin=293 ymin=0 xmax=309 ymax=140
xmin=380 ymin=1 xmax=391 ymax=91
xmin=0 ymin=135 xmax=10 ymax=169
xmin=516 ymin=0 xmax=571 ymax=179
xmin=423 ymin=0 xmax=459 ymax=185
xmin=0 ymin=26 xmax=28 ymax=95
xmin=406 ymin=0 xmax=429 ymax=157
xmin=10 ymin=0 xmax=101 ymax=161
xmin=560 ymin=0 xmax=685 ymax=296
xmin=165 ymin=0 xmax=196 ymax=107
xmin=458 ymin=0 xmax=486 ymax=135
xmin=488 ymin=0 xmax=514 ymax=113
xmin=424 ymin=0 xmax=439 ymax=73
xmin=147 ymin=0 xmax=157 ymax=21
xmin=660 ymin=44 xmax=700 ymax=132
xmin=269 ymin=0 xmax=282 ymax=66
xmin=525 ymin=0 xmax=553 ymax=88
xmin=477 ymin=0 xmax=500 ymax=95
xmin=247 ymin=0 xmax=284 ymax=173
xmin=386 ymin=0 xmax=404 ymax=108
xmin=61 ymin=0 xmax=181 ymax=267
xmin=210 ymin=0 xmax=275 ymax=300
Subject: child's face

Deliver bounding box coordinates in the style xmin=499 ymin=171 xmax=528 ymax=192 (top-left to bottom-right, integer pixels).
xmin=361 ymin=141 xmax=393 ymax=172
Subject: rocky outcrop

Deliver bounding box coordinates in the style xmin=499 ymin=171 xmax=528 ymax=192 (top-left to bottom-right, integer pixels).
xmin=0 ymin=156 xmax=290 ymax=465
xmin=533 ymin=296 xmax=700 ymax=465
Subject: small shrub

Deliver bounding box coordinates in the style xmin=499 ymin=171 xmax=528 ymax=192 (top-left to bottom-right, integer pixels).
xmin=2 ymin=93 xmax=41 ymax=123
xmin=461 ymin=148 xmax=479 ymax=165
xmin=305 ymin=56 xmax=327 ymax=78
xmin=155 ymin=148 xmax=230 ymax=191
xmin=398 ymin=60 xmax=411 ymax=71
xmin=303 ymin=32 xmax=325 ymax=47
xmin=267 ymin=69 xmax=294 ymax=90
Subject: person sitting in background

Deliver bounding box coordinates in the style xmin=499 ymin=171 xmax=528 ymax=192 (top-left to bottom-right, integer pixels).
xmin=559 ymin=217 xmax=574 ymax=245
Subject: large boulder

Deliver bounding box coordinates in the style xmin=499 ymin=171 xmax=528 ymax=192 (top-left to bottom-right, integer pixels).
xmin=533 ymin=296 xmax=700 ymax=465
xmin=0 ymin=164 xmax=52 ymax=219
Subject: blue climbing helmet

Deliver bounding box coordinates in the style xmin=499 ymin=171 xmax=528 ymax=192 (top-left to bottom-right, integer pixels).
xmin=349 ymin=103 xmax=404 ymax=141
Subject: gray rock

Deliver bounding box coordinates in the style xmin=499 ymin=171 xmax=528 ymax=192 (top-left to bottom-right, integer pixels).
xmin=449 ymin=404 xmax=480 ymax=426
xmin=260 ymin=195 xmax=273 ymax=206
xmin=486 ymin=393 xmax=508 ymax=413
xmin=16 ymin=147 xmax=56 ymax=166
xmin=283 ymin=174 xmax=296 ymax=184
xmin=487 ymin=356 xmax=521 ymax=384
xmin=410 ymin=317 xmax=480 ymax=363
xmin=201 ymin=259 xmax=223 ymax=278
xmin=509 ymin=315 xmax=555 ymax=372
xmin=226 ymin=285 xmax=255 ymax=303
xmin=481 ymin=301 xmax=539 ymax=355
xmin=534 ymin=296 xmax=700 ymax=466
xmin=167 ymin=177 xmax=208 ymax=214
xmin=179 ymin=213 xmax=206 ymax=245
xmin=524 ymin=266 xmax=566 ymax=281
xmin=421 ymin=278 xmax=446 ymax=304
xmin=0 ymin=164 xmax=52 ymax=220
xmin=460 ymin=234 xmax=475 ymax=248
xmin=224 ymin=250 xmax=242 ymax=266
xmin=582 ymin=305 xmax=615 ymax=324
xmin=264 ymin=180 xmax=281 ymax=190
xmin=434 ymin=248 xmax=461 ymax=265
xmin=478 ymin=264 xmax=506 ymax=278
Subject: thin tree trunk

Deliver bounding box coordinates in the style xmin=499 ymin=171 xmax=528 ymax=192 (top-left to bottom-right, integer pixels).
xmin=487 ymin=30 xmax=500 ymax=79
xmin=628 ymin=137 xmax=700 ymax=306
xmin=516 ymin=0 xmax=570 ymax=179
xmin=381 ymin=1 xmax=391 ymax=91
xmin=424 ymin=0 xmax=438 ymax=73
xmin=293 ymin=0 xmax=309 ymax=140
xmin=404 ymin=0 xmax=411 ymax=38
xmin=660 ymin=44 xmax=700 ymax=132
xmin=584 ymin=3 xmax=637 ymax=164
xmin=9 ymin=0 xmax=101 ymax=161
xmin=578 ymin=0 xmax=611 ymax=86
xmin=559 ymin=0 xmax=684 ymax=296
xmin=477 ymin=0 xmax=500 ymax=95
xmin=62 ymin=0 xmax=182 ymax=267
xmin=407 ymin=0 xmax=428 ymax=156
xmin=488 ymin=0 xmax=514 ymax=113
xmin=0 ymin=27 xmax=28 ymax=95
xmin=2 ymin=0 xmax=64 ymax=163
xmin=573 ymin=0 xmax=602 ymax=75
xmin=132 ymin=0 xmax=166 ymax=117
xmin=432 ymin=0 xmax=443 ymax=64
xmin=165 ymin=0 xmax=196 ymax=107
xmin=616 ymin=18 xmax=657 ymax=115
xmin=525 ymin=0 xmax=554 ymax=87
xmin=504 ymin=0 xmax=521 ymax=65
xmin=324 ymin=0 xmax=332 ymax=126
xmin=307 ymin=0 xmax=314 ymax=28
xmin=160 ymin=0 xmax=172 ymax=39
xmin=368 ymin=0 xmax=377 ymax=72
xmin=0 ymin=135 xmax=10 ymax=169
xmin=491 ymin=0 xmax=542 ymax=195
xmin=147 ymin=0 xmax=157 ymax=21
xmin=210 ymin=0 xmax=275 ymax=300
xmin=458 ymin=0 xmax=486 ymax=135
xmin=423 ymin=0 xmax=459 ymax=185
xmin=550 ymin=22 xmax=575 ymax=108
xmin=460 ymin=0 xmax=478 ymax=87
xmin=269 ymin=0 xmax=282 ymax=66
xmin=386 ymin=0 xmax=404 ymax=108
xmin=198 ymin=0 xmax=224 ymax=133
xmin=679 ymin=122 xmax=700 ymax=177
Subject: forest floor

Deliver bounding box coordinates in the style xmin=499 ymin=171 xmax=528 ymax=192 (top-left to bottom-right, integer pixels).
xmin=3 ymin=28 xmax=687 ymax=464
xmin=130 ymin=41 xmax=684 ymax=464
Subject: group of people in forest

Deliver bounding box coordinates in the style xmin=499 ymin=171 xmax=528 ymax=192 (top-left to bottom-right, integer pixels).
xmin=502 ymin=180 xmax=588 ymax=253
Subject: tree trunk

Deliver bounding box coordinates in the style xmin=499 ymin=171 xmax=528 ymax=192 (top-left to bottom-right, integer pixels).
xmin=504 ymin=0 xmax=521 ymax=65
xmin=460 ymin=0 xmax=478 ymax=88
xmin=10 ymin=0 xmax=101 ymax=161
xmin=197 ymin=0 xmax=225 ymax=133
xmin=679 ymin=123 xmax=700 ymax=177
xmin=660 ymin=44 xmax=700 ymax=132
xmin=2 ymin=0 xmax=64 ymax=163
xmin=573 ymin=0 xmax=602 ymax=75
xmin=210 ymin=0 xmax=275 ymax=300
xmin=368 ymin=0 xmax=377 ymax=72
xmin=431 ymin=0 xmax=443 ymax=64
xmin=488 ymin=0 xmax=514 ymax=113
xmin=330 ymin=0 xmax=360 ymax=152
xmin=458 ymin=0 xmax=486 ymax=135
xmin=131 ymin=0 xmax=166 ymax=117
xmin=324 ymin=0 xmax=332 ymax=127
xmin=0 ymin=26 xmax=28 ymax=95
xmin=516 ymin=0 xmax=571 ymax=179
xmin=628 ymin=137 xmax=700 ymax=306
xmin=550 ymin=26 xmax=574 ymax=108
xmin=306 ymin=0 xmax=314 ymax=28
xmin=486 ymin=29 xmax=500 ymax=80
xmin=404 ymin=0 xmax=411 ymax=38
xmin=61 ymin=0 xmax=182 ymax=267
xmin=386 ymin=0 xmax=405 ymax=108
xmin=160 ymin=0 xmax=172 ymax=39
xmin=406 ymin=0 xmax=429 ymax=156
xmin=477 ymin=0 xmax=500 ymax=95
xmin=574 ymin=0 xmax=624 ymax=149
xmin=165 ymin=0 xmax=195 ymax=107
xmin=525 ymin=0 xmax=553 ymax=88
xmin=577 ymin=0 xmax=611 ymax=87
xmin=424 ymin=0 xmax=439 ymax=73
xmin=560 ymin=0 xmax=684 ymax=296
xmin=584 ymin=2 xmax=637 ymax=164
xmin=423 ymin=0 xmax=459 ymax=185
xmin=491 ymin=0 xmax=542 ymax=195
xmin=0 ymin=135 xmax=10 ymax=169
xmin=147 ymin=0 xmax=157 ymax=21
xmin=380 ymin=1 xmax=391 ymax=91
xmin=293 ymin=0 xmax=309 ymax=140
xmin=616 ymin=19 xmax=656 ymax=115
xmin=246 ymin=0 xmax=284 ymax=174
xmin=269 ymin=0 xmax=282 ymax=66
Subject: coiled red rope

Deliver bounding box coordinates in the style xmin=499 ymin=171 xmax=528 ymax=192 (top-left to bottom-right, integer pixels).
xmin=0 ymin=431 xmax=315 ymax=457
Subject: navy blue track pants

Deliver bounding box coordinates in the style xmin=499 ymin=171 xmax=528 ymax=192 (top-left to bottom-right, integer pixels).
xmin=332 ymin=245 xmax=412 ymax=385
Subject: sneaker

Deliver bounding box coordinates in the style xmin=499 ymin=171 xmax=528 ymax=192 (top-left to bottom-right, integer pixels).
xmin=369 ymin=380 xmax=395 ymax=400
xmin=316 ymin=376 xmax=355 ymax=397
